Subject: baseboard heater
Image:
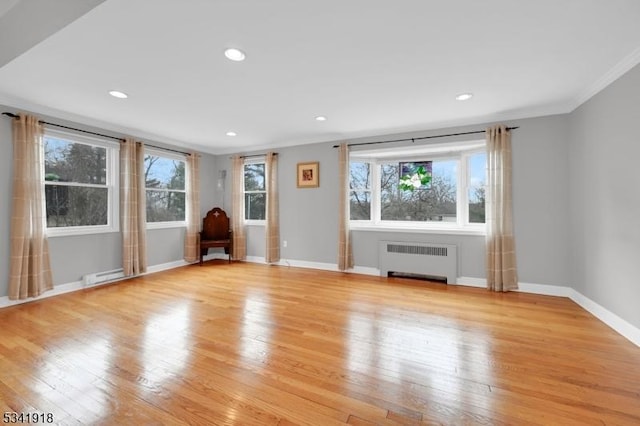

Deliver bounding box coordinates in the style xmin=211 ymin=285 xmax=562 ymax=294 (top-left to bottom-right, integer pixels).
xmin=82 ymin=268 xmax=125 ymax=287
xmin=379 ymin=241 xmax=457 ymax=284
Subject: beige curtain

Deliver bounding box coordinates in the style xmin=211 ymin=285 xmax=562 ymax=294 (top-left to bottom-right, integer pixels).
xmin=8 ymin=114 xmax=53 ymax=299
xmin=231 ymin=155 xmax=246 ymax=260
xmin=337 ymin=143 xmax=353 ymax=270
xmin=184 ymin=153 xmax=200 ymax=263
xmin=265 ymin=152 xmax=280 ymax=263
xmin=120 ymin=138 xmax=147 ymax=276
xmin=486 ymin=125 xmax=518 ymax=291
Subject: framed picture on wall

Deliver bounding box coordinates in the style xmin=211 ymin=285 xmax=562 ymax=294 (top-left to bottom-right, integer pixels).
xmin=297 ymin=162 xmax=319 ymax=188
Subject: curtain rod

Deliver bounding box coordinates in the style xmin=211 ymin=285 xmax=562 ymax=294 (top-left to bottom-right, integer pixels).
xmin=2 ymin=111 xmax=192 ymax=156
xmin=332 ymin=126 xmax=520 ymax=148
xmin=231 ymin=153 xmax=279 ymax=159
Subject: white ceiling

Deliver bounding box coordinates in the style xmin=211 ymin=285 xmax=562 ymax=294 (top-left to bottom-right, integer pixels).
xmin=1 ymin=0 xmax=640 ymax=154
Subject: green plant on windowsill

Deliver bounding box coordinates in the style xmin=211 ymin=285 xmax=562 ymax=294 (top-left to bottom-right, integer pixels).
xmin=399 ymin=165 xmax=431 ymax=191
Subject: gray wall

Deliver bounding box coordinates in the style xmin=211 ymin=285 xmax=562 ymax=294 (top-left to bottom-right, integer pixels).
xmin=219 ymin=114 xmax=572 ymax=286
xmin=215 ymin=141 xmax=340 ymax=263
xmin=568 ymin=63 xmax=640 ymax=329
xmin=0 ymin=106 xmax=217 ymax=296
xmin=6 ymin=60 xmax=639 ymax=333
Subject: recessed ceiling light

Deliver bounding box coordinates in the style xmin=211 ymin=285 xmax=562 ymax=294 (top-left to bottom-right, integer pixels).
xmin=226 ymin=131 xmax=237 ymax=137
xmin=455 ymin=93 xmax=473 ymax=101
xmin=109 ymin=90 xmax=128 ymax=99
xmin=315 ymin=116 xmax=327 ymax=121
xmin=224 ymin=48 xmax=246 ymax=61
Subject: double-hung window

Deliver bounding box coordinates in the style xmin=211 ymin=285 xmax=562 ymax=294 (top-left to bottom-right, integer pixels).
xmin=349 ymin=162 xmax=372 ymax=220
xmin=350 ymin=140 xmax=486 ymax=233
xmin=144 ymin=150 xmax=186 ymax=228
xmin=44 ymin=130 xmax=119 ymax=236
xmin=243 ymin=160 xmax=266 ymax=222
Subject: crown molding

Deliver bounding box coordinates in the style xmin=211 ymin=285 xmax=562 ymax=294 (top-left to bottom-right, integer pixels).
xmin=0 ymin=93 xmax=218 ymax=156
xmin=5 ymin=44 xmax=640 ymax=157
xmin=568 ymin=46 xmax=640 ymax=112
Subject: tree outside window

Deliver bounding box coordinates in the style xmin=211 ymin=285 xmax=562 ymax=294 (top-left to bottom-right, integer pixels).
xmin=44 ymin=136 xmax=110 ymax=228
xmin=468 ymin=152 xmax=486 ymax=223
xmin=380 ymin=161 xmax=457 ymax=222
xmin=349 ymin=162 xmax=371 ymax=220
xmin=349 ymin=144 xmax=485 ymax=230
xmin=244 ymin=163 xmax=266 ymax=220
xmin=145 ymin=154 xmax=186 ymax=223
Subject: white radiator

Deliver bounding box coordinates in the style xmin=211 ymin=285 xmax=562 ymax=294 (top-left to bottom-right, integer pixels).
xmin=83 ymin=268 xmax=125 ymax=287
xmin=378 ymin=241 xmax=457 ymax=284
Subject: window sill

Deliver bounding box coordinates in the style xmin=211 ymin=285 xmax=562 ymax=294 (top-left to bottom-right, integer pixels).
xmin=350 ymin=224 xmax=486 ymax=236
xmin=245 ymin=220 xmax=265 ymax=227
xmin=146 ymin=221 xmax=186 ymax=230
xmin=46 ymin=226 xmax=119 ymax=238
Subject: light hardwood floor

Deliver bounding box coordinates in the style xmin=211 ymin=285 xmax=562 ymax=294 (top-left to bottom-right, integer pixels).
xmin=1 ymin=261 xmax=639 ymax=425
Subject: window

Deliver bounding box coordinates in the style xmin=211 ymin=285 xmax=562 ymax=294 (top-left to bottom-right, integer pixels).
xmin=468 ymin=152 xmax=487 ymax=223
xmin=43 ymin=130 xmax=118 ymax=235
xmin=380 ymin=159 xmax=458 ymax=222
xmin=144 ymin=151 xmax=186 ymax=226
xmin=350 ymin=140 xmax=486 ymax=233
xmin=349 ymin=162 xmax=371 ymax=220
xmin=244 ymin=161 xmax=266 ymax=221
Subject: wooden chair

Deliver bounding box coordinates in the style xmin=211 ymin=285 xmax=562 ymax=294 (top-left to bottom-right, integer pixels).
xmin=199 ymin=207 xmax=232 ymax=265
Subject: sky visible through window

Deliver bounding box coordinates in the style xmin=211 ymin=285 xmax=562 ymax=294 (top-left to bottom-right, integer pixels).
xmin=432 ymin=161 xmax=457 ymax=183
xmin=469 ymin=153 xmax=486 ymax=203
xmin=146 ymin=156 xmax=184 ymax=189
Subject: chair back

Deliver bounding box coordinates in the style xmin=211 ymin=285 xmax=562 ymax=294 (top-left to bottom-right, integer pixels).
xmin=202 ymin=208 xmax=230 ymax=240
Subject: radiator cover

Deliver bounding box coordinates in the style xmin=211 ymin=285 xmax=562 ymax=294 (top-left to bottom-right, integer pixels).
xmin=379 ymin=241 xmax=457 ymax=284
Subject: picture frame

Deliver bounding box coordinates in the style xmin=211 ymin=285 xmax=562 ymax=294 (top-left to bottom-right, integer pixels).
xmin=399 ymin=160 xmax=432 ymax=190
xmin=297 ymin=161 xmax=319 ymax=188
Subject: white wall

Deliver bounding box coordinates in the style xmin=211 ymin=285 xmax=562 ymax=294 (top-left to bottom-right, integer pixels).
xmin=0 ymin=0 xmax=106 ymax=67
xmin=0 ymin=106 xmax=218 ymax=295
xmin=568 ymin=63 xmax=640 ymax=330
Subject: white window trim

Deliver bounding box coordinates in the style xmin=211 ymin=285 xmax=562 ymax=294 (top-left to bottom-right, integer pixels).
xmin=243 ymin=157 xmax=266 ymax=225
xmin=44 ymin=129 xmax=120 ymax=237
xmin=144 ymin=148 xmax=187 ymax=230
xmin=147 ymin=220 xmax=186 ymax=230
xmin=460 ymin=147 xmax=487 ymax=230
xmin=349 ymin=141 xmax=487 ymax=235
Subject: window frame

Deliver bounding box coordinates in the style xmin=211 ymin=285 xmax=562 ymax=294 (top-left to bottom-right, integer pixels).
xmin=349 ymin=141 xmax=486 ymax=235
xmin=43 ymin=129 xmax=120 ymax=237
xmin=144 ymin=148 xmax=187 ymax=230
xmin=463 ymin=148 xmax=488 ymax=226
xmin=243 ymin=157 xmax=267 ymax=225
xmin=348 ymin=161 xmax=372 ymax=221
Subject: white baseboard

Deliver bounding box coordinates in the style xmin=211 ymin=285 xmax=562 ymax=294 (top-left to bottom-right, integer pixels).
xmin=454 ymin=277 xmax=486 ymax=288
xmin=0 ymin=258 xmax=199 ymax=309
xmin=263 ymin=258 xmax=380 ymax=277
xmin=350 ymin=266 xmax=380 ymax=277
xmin=0 ymin=280 xmax=84 ymax=308
xmin=568 ymin=289 xmax=640 ymax=347
xmin=517 ymin=281 xmax=572 ymax=297
xmin=266 ymin=261 xmax=640 ymax=346
xmin=3 ymin=257 xmax=638 ymax=348
xmin=146 ymin=259 xmax=191 ymax=273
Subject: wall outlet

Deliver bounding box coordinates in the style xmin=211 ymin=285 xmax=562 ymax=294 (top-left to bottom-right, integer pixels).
xmin=283 ymin=240 xmax=288 ymax=248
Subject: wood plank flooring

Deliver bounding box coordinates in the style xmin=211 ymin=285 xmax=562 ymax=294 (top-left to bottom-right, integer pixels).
xmin=1 ymin=261 xmax=639 ymax=425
